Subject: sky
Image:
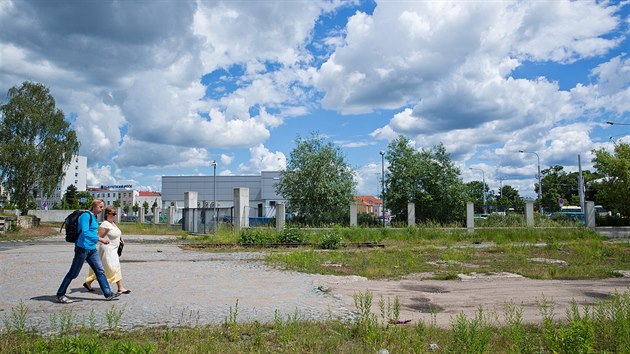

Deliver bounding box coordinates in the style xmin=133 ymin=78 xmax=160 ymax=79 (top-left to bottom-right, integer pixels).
xmin=0 ymin=0 xmax=628 ymax=199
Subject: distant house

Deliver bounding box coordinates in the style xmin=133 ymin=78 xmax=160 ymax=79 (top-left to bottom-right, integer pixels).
xmin=354 ymin=195 xmax=382 ymax=216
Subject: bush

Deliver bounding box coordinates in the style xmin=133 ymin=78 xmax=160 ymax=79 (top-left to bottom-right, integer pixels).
xmin=238 ymin=228 xmax=277 ymax=245
xmin=319 ymin=230 xmax=342 ymax=249
xmin=277 ymin=228 xmax=307 ymax=244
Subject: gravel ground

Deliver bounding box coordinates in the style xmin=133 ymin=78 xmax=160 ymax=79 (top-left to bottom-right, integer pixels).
xmin=1 ymin=234 xmax=629 ymax=332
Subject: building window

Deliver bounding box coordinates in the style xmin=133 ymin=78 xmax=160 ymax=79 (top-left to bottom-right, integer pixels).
xmin=75 ymin=173 xmax=78 ymax=177
xmin=74 ymin=180 xmax=78 ymax=184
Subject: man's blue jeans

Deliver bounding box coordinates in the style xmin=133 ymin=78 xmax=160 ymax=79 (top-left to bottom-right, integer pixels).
xmin=57 ymin=246 xmax=113 ymax=298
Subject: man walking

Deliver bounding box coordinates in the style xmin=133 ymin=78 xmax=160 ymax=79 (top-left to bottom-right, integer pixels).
xmin=56 ymin=199 xmax=120 ymax=303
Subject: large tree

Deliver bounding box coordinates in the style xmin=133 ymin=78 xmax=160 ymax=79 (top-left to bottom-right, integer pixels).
xmin=592 ymin=143 xmax=630 ymax=216
xmin=384 ymin=136 xmax=466 ymax=224
xmin=276 ymin=134 xmax=356 ymax=225
xmin=0 ymin=82 xmax=79 ymax=215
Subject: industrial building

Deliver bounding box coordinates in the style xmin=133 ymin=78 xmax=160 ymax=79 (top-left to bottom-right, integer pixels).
xmin=161 ymin=171 xmax=285 ymax=221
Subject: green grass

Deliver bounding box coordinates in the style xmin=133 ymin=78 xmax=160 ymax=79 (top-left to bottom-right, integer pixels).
xmin=2 ymin=291 xmax=630 ymax=353
xmin=260 ymin=226 xmax=630 ymax=280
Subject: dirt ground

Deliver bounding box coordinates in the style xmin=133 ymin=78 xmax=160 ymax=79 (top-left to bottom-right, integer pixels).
xmin=1 ymin=234 xmax=629 ymax=330
xmin=315 ymin=272 xmax=630 ymax=327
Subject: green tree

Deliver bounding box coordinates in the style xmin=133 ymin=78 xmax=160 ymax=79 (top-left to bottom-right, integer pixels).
xmin=113 ymin=199 xmax=121 ymax=208
xmin=63 ymin=184 xmax=78 ymax=209
xmin=592 ymin=143 xmax=630 ymax=216
xmin=132 ymin=202 xmax=139 ymax=214
xmin=143 ymin=201 xmax=149 ymax=211
xmin=465 ymin=180 xmax=487 ymax=214
xmin=76 ymin=192 xmax=92 ymax=210
xmin=0 ymin=82 xmax=79 ymax=215
xmin=496 ymin=185 xmax=523 ymax=212
xmin=276 ymin=133 xmax=356 ymax=225
xmin=384 ymin=136 xmax=466 ymax=223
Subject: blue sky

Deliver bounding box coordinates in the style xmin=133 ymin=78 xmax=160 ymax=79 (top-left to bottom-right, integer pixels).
xmin=1 ymin=0 xmax=628 ymax=198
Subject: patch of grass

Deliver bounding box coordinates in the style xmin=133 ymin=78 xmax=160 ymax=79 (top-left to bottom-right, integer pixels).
xmin=266 ymin=231 xmax=630 ymax=280
xmin=0 ymin=225 xmax=58 ymax=241
xmin=2 ymin=291 xmax=630 ymax=353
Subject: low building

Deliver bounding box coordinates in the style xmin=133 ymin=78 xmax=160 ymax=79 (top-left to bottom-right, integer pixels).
xmin=355 ymin=195 xmax=383 ymax=216
xmin=161 ymin=171 xmax=285 ymax=220
xmin=86 ymin=187 xmax=161 ymax=214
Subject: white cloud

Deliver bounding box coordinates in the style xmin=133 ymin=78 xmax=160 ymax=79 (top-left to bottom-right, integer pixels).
xmin=220 ymin=154 xmax=234 ymax=166
xmin=237 ymin=144 xmax=286 ymax=174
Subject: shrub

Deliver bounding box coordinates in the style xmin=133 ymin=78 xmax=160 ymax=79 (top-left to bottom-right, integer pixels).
xmin=277 ymin=228 xmax=307 ymax=244
xmin=319 ymin=230 xmax=342 ymax=249
xmin=238 ymin=228 xmax=277 ymax=245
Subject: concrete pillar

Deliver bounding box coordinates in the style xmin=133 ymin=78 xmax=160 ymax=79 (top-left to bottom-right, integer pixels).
xmin=276 ymin=203 xmax=285 ymax=231
xmin=350 ymin=203 xmax=357 ymax=226
xmin=525 ymin=200 xmax=534 ymax=227
xmin=408 ymin=203 xmax=415 ymax=226
xmin=466 ymin=202 xmax=474 ymax=233
xmin=168 ymin=205 xmax=176 ymax=225
xmin=139 ymin=207 xmax=145 ymax=224
xmin=234 ymin=188 xmax=249 ymax=231
xmin=116 ymin=207 xmax=122 ymax=224
xmin=153 ymin=206 xmax=159 ymax=224
xmin=584 ymin=201 xmax=596 ymax=228
xmin=184 ymin=192 xmax=198 ymax=208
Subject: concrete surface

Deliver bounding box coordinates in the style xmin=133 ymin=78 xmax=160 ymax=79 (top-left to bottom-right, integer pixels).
xmin=1 ymin=234 xmax=629 ymax=332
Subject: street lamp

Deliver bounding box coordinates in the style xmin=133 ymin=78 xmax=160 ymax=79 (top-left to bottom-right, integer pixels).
xmin=210 ymin=160 xmax=217 ymax=233
xmin=469 ymin=168 xmax=487 ymax=214
xmin=519 ymin=150 xmax=543 ymax=215
xmin=379 ymin=150 xmax=385 ymax=227
xmin=606 ymin=121 xmax=630 ymax=126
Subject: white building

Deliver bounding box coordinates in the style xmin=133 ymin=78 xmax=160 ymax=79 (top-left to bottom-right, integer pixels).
xmin=87 ymin=187 xmax=161 ymax=213
xmin=39 ymin=155 xmax=87 ymax=209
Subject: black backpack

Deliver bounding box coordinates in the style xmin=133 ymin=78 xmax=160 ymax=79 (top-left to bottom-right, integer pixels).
xmin=60 ymin=210 xmax=94 ymax=243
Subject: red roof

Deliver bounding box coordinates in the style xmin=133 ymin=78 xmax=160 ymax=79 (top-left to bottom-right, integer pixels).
xmin=354 ymin=195 xmax=382 ymax=205
xmin=139 ymin=191 xmax=161 ymax=197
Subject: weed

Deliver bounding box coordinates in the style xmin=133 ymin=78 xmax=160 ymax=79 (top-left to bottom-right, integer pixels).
xmin=3 ymin=299 xmax=29 ymax=334
xmin=319 ymin=230 xmax=342 ymax=249
xmin=448 ymin=306 xmax=491 ymax=353
xmin=104 ymin=304 xmax=125 ymax=331
xmin=223 ymin=299 xmax=239 ymax=340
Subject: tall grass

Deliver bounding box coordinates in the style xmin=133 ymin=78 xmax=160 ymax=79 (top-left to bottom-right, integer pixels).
xmin=2 ymin=291 xmax=630 ymax=353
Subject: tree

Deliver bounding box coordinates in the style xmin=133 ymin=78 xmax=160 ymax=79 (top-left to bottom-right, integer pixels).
xmin=465 ymin=181 xmax=487 ymax=214
xmin=0 ymin=82 xmax=79 ymax=215
xmin=496 ymin=185 xmax=523 ymax=212
xmin=592 ymin=143 xmax=630 ymax=216
xmin=76 ymin=192 xmax=92 ymax=210
xmin=276 ymin=133 xmax=356 ymax=225
xmin=63 ymin=184 xmax=78 ymax=209
xmin=384 ymin=136 xmax=466 ymax=223
xmin=113 ymin=199 xmax=121 ymax=208
xmin=143 ymin=201 xmax=149 ymax=211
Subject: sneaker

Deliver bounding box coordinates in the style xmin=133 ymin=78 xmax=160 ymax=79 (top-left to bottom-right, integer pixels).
xmin=57 ymin=295 xmax=74 ymax=304
xmin=105 ymin=292 xmax=120 ymax=301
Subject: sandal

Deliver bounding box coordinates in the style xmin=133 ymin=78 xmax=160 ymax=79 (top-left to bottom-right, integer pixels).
xmin=83 ymin=282 xmax=95 ymax=292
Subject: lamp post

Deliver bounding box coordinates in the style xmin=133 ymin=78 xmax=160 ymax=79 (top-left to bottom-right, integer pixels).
xmin=606 ymin=121 xmax=630 ymax=126
xmin=469 ymin=168 xmax=487 ymax=214
xmin=210 ymin=160 xmax=217 ymax=233
xmin=379 ymin=150 xmax=385 ymax=227
xmin=519 ymin=150 xmax=543 ymax=215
